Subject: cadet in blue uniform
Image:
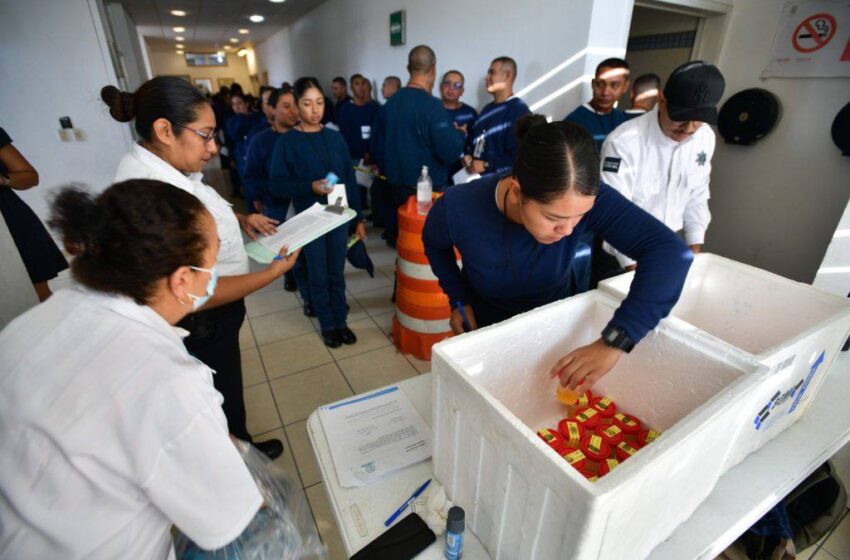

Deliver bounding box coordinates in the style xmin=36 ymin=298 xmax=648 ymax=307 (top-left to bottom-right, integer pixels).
xmin=244 ymin=87 xmax=305 ymax=297
xmin=440 ymin=70 xmax=477 ymax=184
xmin=269 ymin=77 xmax=366 ymax=348
xmin=337 ymin=75 xmax=380 ymax=163
xmin=466 ymin=56 xmax=530 ymax=177
xmin=375 ymin=45 xmax=465 ymax=245
xmin=563 ymin=58 xmax=631 ymax=150
xmin=423 ymin=116 xmax=692 ymax=392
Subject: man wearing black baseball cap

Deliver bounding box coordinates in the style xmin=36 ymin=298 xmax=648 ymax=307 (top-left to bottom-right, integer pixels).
xmin=593 ymin=61 xmax=725 ymax=280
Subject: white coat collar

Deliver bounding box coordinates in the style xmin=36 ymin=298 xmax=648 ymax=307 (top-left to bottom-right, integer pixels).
xmin=127 ymin=143 xmax=204 ymax=194
xmin=72 ymin=285 xmax=190 ymax=345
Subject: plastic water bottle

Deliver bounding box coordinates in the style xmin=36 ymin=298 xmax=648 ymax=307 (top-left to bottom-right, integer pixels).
xmin=416 ymin=165 xmax=432 ymax=215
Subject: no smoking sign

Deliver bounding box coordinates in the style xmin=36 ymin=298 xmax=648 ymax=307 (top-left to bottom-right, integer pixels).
xmin=792 ymin=13 xmax=837 ymax=53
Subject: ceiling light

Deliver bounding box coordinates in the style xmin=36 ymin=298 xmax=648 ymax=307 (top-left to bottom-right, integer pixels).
xmin=238 ymin=28 xmax=250 ymax=34
xmin=237 ymin=49 xmax=249 ymax=57
xmin=269 ymin=0 xmax=286 ymax=3
xmin=170 ymin=10 xmax=187 ymax=16
xmin=176 ymin=50 xmax=184 ymax=55
xmin=224 ymin=45 xmax=232 ymax=50
xmin=172 ymin=26 xmax=185 ymax=32
xmin=176 ymin=43 xmax=184 ymax=49
xmin=175 ymin=36 xmax=184 ymax=41
xmin=248 ymin=14 xmax=265 ymax=22
xmin=229 ymin=38 xmax=239 ymax=43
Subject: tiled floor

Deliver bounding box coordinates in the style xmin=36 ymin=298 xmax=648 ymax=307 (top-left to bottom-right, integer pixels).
xmin=46 ymin=164 xmax=850 ymax=559
xmin=239 ymin=230 xmax=425 ymax=559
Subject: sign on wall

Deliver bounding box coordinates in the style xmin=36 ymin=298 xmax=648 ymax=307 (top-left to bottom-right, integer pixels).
xmin=390 ymin=10 xmax=405 ymax=46
xmin=763 ymin=0 xmax=850 ymax=78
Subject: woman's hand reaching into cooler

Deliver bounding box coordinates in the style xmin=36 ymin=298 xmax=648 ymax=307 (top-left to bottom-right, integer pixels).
xmin=548 ymin=338 xmax=624 ymax=392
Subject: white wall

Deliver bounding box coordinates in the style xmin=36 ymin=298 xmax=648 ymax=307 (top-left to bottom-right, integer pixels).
xmin=707 ymin=0 xmax=850 ymax=282
xmin=256 ymin=0 xmax=633 ymax=117
xmin=148 ymin=48 xmax=255 ymax=95
xmin=105 ymin=2 xmax=151 ymax=92
xmin=0 ymin=0 xmax=133 ymax=221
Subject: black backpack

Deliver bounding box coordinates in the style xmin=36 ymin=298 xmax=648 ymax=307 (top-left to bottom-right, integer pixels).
xmin=742 ymin=460 xmax=846 ymax=559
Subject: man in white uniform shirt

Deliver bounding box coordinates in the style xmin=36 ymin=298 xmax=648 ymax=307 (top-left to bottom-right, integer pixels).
xmin=599 ymin=61 xmax=725 ymax=274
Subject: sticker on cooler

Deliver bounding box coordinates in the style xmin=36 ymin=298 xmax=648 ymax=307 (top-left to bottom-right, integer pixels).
xmin=753 ymin=350 xmax=826 ymax=431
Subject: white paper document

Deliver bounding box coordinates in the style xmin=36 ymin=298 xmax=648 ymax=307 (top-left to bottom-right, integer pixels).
xmin=354 ymin=159 xmax=374 ymax=188
xmin=254 ymin=202 xmax=355 ymax=256
xmin=319 ymin=386 xmax=433 ymax=488
xmin=452 ymin=167 xmax=481 ymax=185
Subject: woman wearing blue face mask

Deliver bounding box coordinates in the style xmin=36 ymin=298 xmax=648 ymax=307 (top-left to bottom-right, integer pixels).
xmin=102 ymin=78 xmax=300 ymax=459
xmin=0 ymin=180 xmax=265 ymax=558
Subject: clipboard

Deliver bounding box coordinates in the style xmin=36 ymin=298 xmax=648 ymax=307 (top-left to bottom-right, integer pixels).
xmin=245 ymin=202 xmax=356 ymax=263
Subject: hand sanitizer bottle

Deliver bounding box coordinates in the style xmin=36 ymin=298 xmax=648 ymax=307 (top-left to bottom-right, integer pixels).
xmin=416 ymin=165 xmax=432 ymax=215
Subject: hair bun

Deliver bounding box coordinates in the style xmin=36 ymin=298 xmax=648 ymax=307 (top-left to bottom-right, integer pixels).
xmin=515 ymin=113 xmax=549 ymax=142
xmin=100 ymin=85 xmax=135 ymax=122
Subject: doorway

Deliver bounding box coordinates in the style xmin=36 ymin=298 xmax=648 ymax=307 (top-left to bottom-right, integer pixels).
xmin=623 ymin=6 xmax=701 ymax=110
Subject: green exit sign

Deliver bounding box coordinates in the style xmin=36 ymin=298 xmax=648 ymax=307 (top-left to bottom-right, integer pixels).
xmin=390 ymin=10 xmax=405 ymax=46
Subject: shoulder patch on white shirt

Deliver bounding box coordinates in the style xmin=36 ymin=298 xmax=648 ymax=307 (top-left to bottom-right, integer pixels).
xmin=603 ymin=157 xmax=621 ymax=173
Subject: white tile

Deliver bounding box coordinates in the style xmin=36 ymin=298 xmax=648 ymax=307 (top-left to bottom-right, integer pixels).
xmin=328 ymin=318 xmax=392 ymax=361
xmin=270 ymin=363 xmax=354 ymax=425
xmin=354 ymin=285 xmax=396 ymax=318
xmin=306 ymin=483 xmax=348 ymax=560
xmin=239 ymin=320 xmax=256 ymax=350
xmin=372 ymin=311 xmax=395 ymax=338
xmin=245 ymin=288 xmax=300 ymax=318
xmin=405 ymin=354 xmax=431 ymax=374
xmin=259 ymin=332 xmax=333 ymax=380
xmin=823 ymin=511 xmax=850 ymax=559
xmin=344 ymin=267 xmax=392 ymax=295
xmin=249 ymin=310 xmax=315 ymax=346
xmin=251 ymin=426 xmax=302 ymax=488
xmin=285 ymin=420 xmax=322 ymax=488
xmin=244 ymin=383 xmax=282 ymax=436
xmin=337 ymin=346 xmax=418 ymax=394
xmin=241 ymin=347 xmax=267 ymax=387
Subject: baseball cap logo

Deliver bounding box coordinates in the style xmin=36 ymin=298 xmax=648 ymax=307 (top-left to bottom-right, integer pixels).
xmin=694 ymin=84 xmax=710 ymax=105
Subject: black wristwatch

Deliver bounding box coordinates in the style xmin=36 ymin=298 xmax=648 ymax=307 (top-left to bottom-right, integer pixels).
xmin=601 ymin=324 xmax=635 ymax=353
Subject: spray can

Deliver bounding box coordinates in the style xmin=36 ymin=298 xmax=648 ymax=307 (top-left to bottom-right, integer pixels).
xmin=445 ymin=506 xmax=465 ymax=559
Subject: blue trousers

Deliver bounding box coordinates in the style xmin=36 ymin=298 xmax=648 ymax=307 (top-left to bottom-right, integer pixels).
xmin=265 ymin=200 xmax=310 ymax=304
xmin=303 ymin=225 xmax=348 ymax=332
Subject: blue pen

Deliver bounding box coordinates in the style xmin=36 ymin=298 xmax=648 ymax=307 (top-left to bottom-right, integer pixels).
xmin=384 ymin=478 xmax=432 ymax=527
xmin=455 ymin=301 xmax=471 ymax=332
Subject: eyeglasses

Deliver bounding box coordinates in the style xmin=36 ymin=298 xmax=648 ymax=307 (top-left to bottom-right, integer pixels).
xmin=175 ymin=123 xmax=216 ymax=144
xmin=442 ymin=80 xmax=463 ymax=90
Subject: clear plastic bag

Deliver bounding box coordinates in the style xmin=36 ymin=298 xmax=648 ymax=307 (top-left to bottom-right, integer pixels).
xmin=174 ymin=439 xmax=328 ymax=560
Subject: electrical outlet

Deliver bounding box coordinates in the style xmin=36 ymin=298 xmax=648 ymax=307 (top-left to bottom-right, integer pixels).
xmin=72 ymin=129 xmax=85 ymax=141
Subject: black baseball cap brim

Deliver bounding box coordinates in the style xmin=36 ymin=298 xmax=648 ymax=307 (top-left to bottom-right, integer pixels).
xmin=666 ymin=103 xmax=719 ymax=125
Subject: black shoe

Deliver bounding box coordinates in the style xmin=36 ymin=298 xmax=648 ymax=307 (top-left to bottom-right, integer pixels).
xmin=253 ymin=438 xmax=284 ymax=460
xmin=386 ymin=238 xmax=397 ymax=249
xmin=322 ymin=329 xmax=342 ymax=348
xmin=336 ymin=326 xmax=357 ymax=345
xmin=283 ymin=274 xmax=297 ymax=292
xmin=303 ymin=303 xmax=316 ymax=317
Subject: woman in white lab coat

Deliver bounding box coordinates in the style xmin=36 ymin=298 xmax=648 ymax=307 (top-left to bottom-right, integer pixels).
xmin=101 ymin=77 xmax=298 ymax=459
xmin=0 ymin=180 xmax=262 ymax=558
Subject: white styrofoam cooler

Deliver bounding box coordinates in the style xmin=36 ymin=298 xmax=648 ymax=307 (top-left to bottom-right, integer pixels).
xmin=432 ymin=291 xmax=768 ymax=560
xmin=600 ymin=253 xmax=850 ymax=469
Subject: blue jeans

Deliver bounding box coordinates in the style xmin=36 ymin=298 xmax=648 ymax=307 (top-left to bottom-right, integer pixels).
xmin=303 ymin=225 xmax=348 ymax=332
